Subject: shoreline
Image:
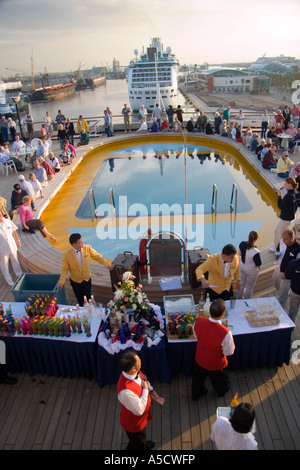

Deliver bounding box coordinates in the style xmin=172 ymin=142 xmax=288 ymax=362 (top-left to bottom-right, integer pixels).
xmin=180 ymin=85 xmax=293 ymax=112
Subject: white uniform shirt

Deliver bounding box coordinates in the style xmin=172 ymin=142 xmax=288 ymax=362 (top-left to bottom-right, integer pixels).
xmin=0 ymin=217 xmax=18 ymax=256
xmin=117 ymin=371 xmax=153 ymax=416
xmin=211 ymin=417 xmax=257 ymax=450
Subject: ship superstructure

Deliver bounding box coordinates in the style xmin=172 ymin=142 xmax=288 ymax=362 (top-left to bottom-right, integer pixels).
xmin=128 ymin=37 xmax=179 ymax=112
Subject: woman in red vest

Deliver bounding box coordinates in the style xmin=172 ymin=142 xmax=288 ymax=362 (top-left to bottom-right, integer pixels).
xmin=117 ymin=350 xmax=161 ymax=450
xmin=192 ymin=299 xmax=235 ymax=400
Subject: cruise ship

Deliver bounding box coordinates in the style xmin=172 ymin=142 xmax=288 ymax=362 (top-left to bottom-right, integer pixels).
xmin=127 ymin=38 xmax=179 ymax=112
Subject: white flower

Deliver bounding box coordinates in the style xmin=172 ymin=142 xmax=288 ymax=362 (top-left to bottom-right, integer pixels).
xmin=132 ymin=303 xmax=137 ymax=310
xmin=122 ymin=271 xmax=132 ymax=282
xmin=114 ymin=289 xmax=125 ymax=300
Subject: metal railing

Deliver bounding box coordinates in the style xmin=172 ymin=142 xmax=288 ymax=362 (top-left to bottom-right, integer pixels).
xmin=211 ymin=183 xmax=218 ymax=214
xmin=89 ymin=188 xmax=97 ymax=221
xmin=230 ymin=183 xmax=238 ymax=214
xmin=109 ymin=187 xmax=116 ymax=219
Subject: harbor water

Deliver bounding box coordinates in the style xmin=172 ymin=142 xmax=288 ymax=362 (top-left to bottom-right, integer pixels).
xmin=28 ymin=79 xmax=192 ymax=125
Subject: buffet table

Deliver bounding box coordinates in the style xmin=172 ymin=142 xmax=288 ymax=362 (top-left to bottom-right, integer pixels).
xmin=166 ymin=297 xmax=295 ymax=376
xmin=0 ymin=297 xmax=295 ymax=385
xmin=0 ymin=302 xmax=100 ymax=380
xmin=97 ymin=338 xmax=172 ymax=387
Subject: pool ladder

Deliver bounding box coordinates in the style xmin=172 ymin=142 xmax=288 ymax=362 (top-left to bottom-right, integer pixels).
xmin=109 ymin=187 xmax=116 ymax=219
xmin=230 ymin=183 xmax=238 ymax=214
xmin=89 ymin=189 xmax=97 ymax=221
xmin=211 ymin=184 xmax=218 ymax=214
xmin=211 ymin=183 xmax=238 ymax=215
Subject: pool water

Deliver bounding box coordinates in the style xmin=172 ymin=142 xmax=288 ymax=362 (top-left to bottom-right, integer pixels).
xmin=76 ymin=143 xmax=252 ymax=218
xmin=41 ymin=137 xmax=279 ymax=260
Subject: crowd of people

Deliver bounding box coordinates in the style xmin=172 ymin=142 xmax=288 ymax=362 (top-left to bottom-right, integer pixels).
xmin=1 ymin=102 xmax=300 ymax=450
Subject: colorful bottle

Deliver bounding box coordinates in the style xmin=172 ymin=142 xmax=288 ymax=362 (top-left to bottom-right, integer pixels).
xmin=230 ymin=393 xmax=239 ymax=416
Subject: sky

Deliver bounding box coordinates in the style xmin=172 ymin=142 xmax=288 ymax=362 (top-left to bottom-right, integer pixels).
xmin=1 ymin=0 xmax=300 ymax=77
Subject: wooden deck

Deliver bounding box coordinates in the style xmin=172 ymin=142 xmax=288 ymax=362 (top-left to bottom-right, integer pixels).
xmin=1 ymin=131 xmax=300 ymax=451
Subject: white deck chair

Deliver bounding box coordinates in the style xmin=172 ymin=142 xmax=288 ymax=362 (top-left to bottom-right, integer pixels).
xmin=0 ymin=159 xmax=17 ymax=176
xmin=31 ymin=138 xmax=41 ymax=148
xmin=293 ymin=141 xmax=300 ymax=153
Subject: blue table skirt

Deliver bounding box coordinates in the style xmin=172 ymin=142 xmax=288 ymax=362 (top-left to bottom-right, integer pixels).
xmin=1 ymin=326 xmax=293 ymax=384
xmin=97 ymin=337 xmax=172 ymax=387
xmin=166 ymin=327 xmax=294 ymax=376
xmin=2 ymin=336 xmax=98 ymax=380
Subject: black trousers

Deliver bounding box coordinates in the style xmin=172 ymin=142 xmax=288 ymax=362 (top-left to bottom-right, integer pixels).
xmin=192 ymin=362 xmax=231 ymax=399
xmin=125 ymin=427 xmax=147 ymax=450
xmin=206 ymin=287 xmax=233 ymax=302
xmin=70 ymin=278 xmax=92 ymax=306
xmin=0 ymin=364 xmax=8 ymax=383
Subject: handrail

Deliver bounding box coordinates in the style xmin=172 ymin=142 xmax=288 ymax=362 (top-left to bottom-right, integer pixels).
xmin=89 ymin=189 xmax=95 ymax=221
xmin=230 ymin=183 xmax=238 ymax=214
xmin=211 ymin=183 xmax=218 ymax=214
xmin=109 ymin=187 xmax=116 ymax=219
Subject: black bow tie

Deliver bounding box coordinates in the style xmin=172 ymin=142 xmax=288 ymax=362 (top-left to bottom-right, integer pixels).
xmin=75 ymin=250 xmax=81 ymax=253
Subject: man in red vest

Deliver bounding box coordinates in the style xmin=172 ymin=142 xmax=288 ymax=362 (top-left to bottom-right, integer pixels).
xmin=117 ymin=350 xmax=161 ymax=450
xmin=192 ymin=298 xmax=235 ymax=400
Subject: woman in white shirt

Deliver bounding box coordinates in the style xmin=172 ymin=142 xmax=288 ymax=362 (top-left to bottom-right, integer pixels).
xmin=236 ymin=230 xmax=262 ymax=299
xmin=48 ymin=152 xmax=61 ymax=172
xmin=211 ymin=403 xmax=257 ymax=450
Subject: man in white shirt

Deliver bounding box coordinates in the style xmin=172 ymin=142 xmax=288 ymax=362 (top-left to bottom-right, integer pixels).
xmin=12 ymin=135 xmax=26 ymax=152
xmin=211 ymin=403 xmax=257 ymax=450
xmin=117 ymin=350 xmax=163 ymax=450
xmin=18 ymin=174 xmax=37 ymax=210
xmin=29 ymin=172 xmax=44 ymax=198
xmin=137 ymin=119 xmax=148 ymax=132
xmin=192 ymin=299 xmax=235 ymax=399
xmin=0 ymin=212 xmax=22 ymax=286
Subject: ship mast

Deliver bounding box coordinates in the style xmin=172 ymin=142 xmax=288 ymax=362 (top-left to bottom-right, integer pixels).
xmin=154 ymin=51 xmax=165 ymax=114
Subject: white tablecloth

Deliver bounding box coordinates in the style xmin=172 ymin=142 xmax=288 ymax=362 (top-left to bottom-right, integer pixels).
xmin=1 ymin=301 xmax=101 ymax=343
xmin=224 ymin=297 xmax=294 ymax=336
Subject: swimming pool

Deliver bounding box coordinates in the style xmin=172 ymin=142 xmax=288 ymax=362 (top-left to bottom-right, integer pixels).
xmin=41 ymin=136 xmax=279 ymax=260
xmin=76 ymin=143 xmax=252 ymax=217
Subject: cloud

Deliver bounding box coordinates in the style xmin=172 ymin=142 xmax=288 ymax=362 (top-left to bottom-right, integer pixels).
xmin=1 ymin=0 xmax=299 ymax=75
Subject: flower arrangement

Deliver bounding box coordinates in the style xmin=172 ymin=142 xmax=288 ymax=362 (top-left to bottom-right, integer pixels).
xmin=102 ymin=271 xmax=161 ymax=345
xmin=106 ymin=271 xmax=151 ymax=321
xmin=25 ymin=294 xmax=58 ymax=318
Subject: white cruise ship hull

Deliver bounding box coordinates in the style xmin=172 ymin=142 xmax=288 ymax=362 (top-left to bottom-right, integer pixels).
xmin=128 ymin=84 xmax=179 ymax=112
xmin=127 ymin=37 xmax=179 ymax=112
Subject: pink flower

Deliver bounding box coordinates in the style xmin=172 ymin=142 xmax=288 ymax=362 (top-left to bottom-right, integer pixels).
xmin=124 ymin=297 xmax=128 ymax=302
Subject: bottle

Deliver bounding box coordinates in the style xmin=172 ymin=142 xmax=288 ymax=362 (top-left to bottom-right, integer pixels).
xmin=83 ymin=296 xmax=89 ymax=315
xmin=198 ymin=293 xmax=205 ymax=315
xmin=136 ymin=321 xmax=143 ymax=339
xmin=203 ymin=293 xmax=210 ymax=317
xmin=230 ymin=393 xmax=239 ymax=416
